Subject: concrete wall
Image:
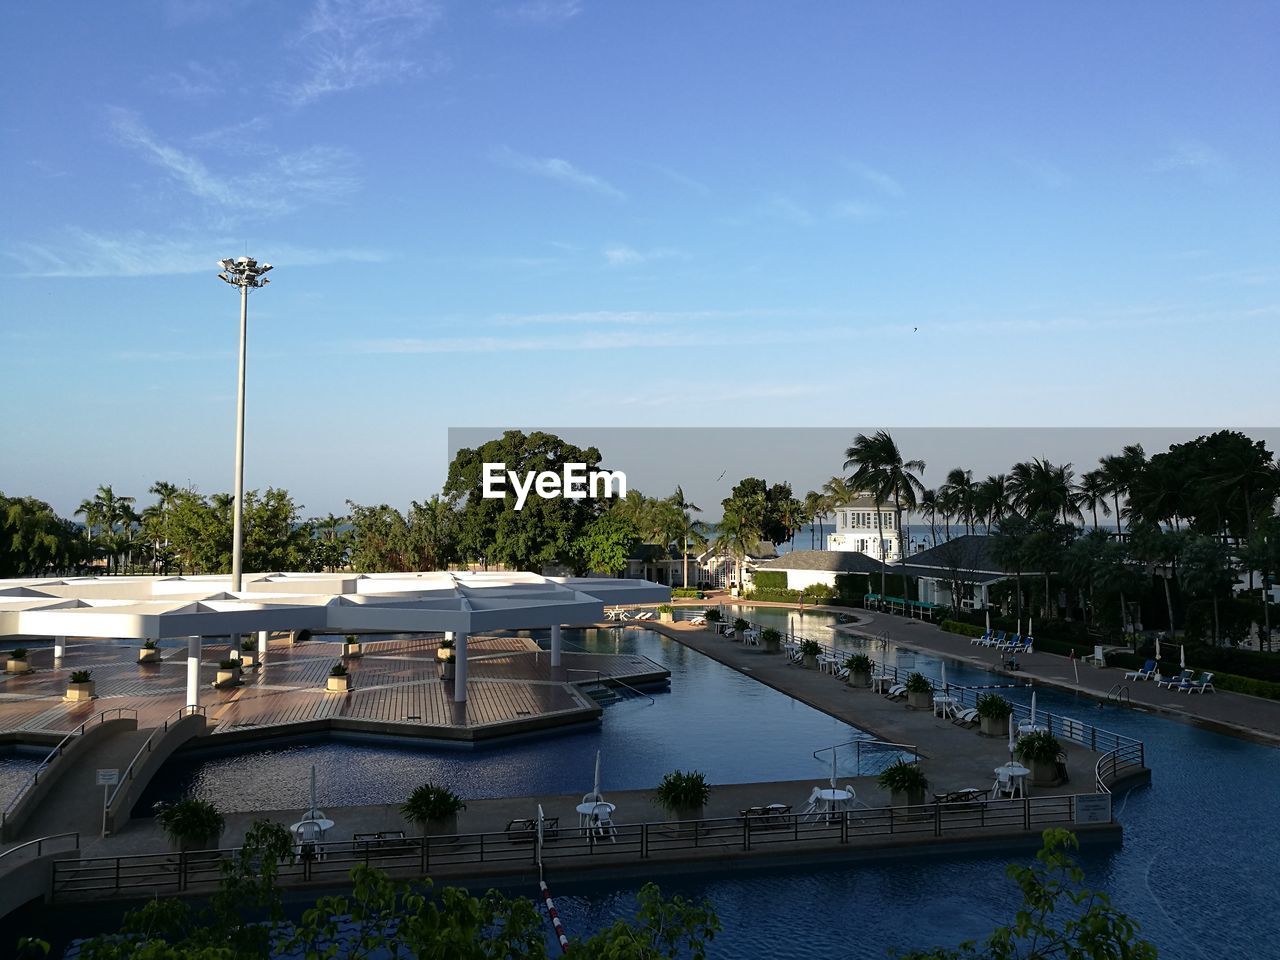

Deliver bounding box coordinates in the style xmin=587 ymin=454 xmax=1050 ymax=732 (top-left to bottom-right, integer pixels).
xmin=104 ymin=713 xmax=207 ymax=835
xmin=0 ymin=718 xmax=136 ymax=842
xmin=0 ymin=845 xmax=81 ymax=919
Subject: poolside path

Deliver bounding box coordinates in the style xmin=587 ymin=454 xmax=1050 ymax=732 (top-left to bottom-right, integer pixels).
xmin=839 ymin=611 xmax=1280 ymax=746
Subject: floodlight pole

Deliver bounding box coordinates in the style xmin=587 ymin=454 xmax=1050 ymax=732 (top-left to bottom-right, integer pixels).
xmin=217 ymin=257 xmax=272 ymax=593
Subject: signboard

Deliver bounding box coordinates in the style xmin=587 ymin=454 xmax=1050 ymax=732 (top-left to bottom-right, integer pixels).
xmin=1074 ymin=793 xmax=1112 ymax=824
xmin=96 ymin=768 xmax=119 ymax=787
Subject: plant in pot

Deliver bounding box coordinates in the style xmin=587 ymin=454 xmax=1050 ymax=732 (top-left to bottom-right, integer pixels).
xmin=440 ymin=653 xmax=456 ymax=681
xmin=732 ymin=617 xmax=750 ymax=638
xmin=342 ymin=633 xmax=363 ymax=659
xmin=799 ymin=639 xmax=821 ymax=668
xmin=654 ymin=769 xmax=710 ymax=824
xmin=760 ymin=627 xmax=782 ymax=653
xmin=137 ymin=639 xmax=162 ymax=664
xmin=704 ymin=609 xmax=722 ymax=624
xmin=877 ymin=759 xmax=929 ymax=808
xmin=326 ymin=662 xmax=351 ymax=693
xmin=904 ymin=671 xmax=933 ymax=709
xmin=214 ymin=659 xmax=242 ymax=688
xmin=657 ymin=603 xmax=674 ymax=623
xmin=437 ymin=635 xmax=456 ymax=661
xmin=236 ymin=638 xmax=257 ymax=668
xmin=401 ymin=782 xmax=465 ymax=837
xmin=66 ymin=669 xmax=95 ymax=701
xmin=975 ymin=693 xmax=1014 ymax=737
xmin=5 ymin=647 xmax=32 ymax=675
xmin=845 ymin=653 xmax=873 ymax=688
xmin=1016 ymin=730 xmax=1064 ymax=786
xmin=154 ymin=797 xmax=225 ymax=853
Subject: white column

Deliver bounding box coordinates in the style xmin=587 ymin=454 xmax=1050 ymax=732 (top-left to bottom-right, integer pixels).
xmin=229 ymin=634 xmax=241 ymax=661
xmin=187 ymin=636 xmax=202 ymax=708
xmin=550 ymin=624 xmax=562 ymax=668
xmin=53 ymin=636 xmax=66 ymax=659
xmin=257 ymin=630 xmax=269 ymax=658
xmin=453 ymin=631 xmax=468 ymax=703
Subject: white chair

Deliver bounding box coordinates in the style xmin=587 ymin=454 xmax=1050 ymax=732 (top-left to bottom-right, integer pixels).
xmin=590 ymin=802 xmax=616 ymax=842
xmin=294 ymin=820 xmax=326 ymax=859
xmin=991 ymin=770 xmax=1013 ymax=800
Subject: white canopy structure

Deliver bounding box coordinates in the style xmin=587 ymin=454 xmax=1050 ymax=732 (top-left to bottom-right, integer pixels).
xmin=0 ymin=571 xmax=669 ymax=706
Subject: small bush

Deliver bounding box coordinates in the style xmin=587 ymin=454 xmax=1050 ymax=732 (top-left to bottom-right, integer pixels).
xmin=761 ymin=628 xmax=781 ymax=645
xmin=401 ymin=783 xmax=465 ymax=824
xmin=705 ymin=609 xmax=722 ymax=622
xmin=218 ymin=659 xmax=238 ymax=670
xmin=657 ymin=604 xmax=673 ymax=613
xmin=845 ymin=653 xmax=873 ymax=674
xmin=9 ymin=647 xmax=29 ymax=660
xmin=877 ymin=760 xmax=928 ymax=793
xmin=976 ymin=693 xmax=1013 ymax=720
xmin=439 ymin=636 xmax=455 ymax=649
xmin=941 ymin=620 xmax=984 ymax=639
xmin=154 ymin=797 xmax=224 ymax=849
xmin=329 ymin=662 xmax=348 ymax=677
xmin=733 ymin=618 xmax=750 ymax=633
xmin=142 ymin=640 xmax=158 ymax=650
xmin=69 ymin=670 xmax=92 ymax=683
xmin=654 ymin=770 xmax=710 ymax=811
xmin=799 ymin=639 xmax=821 ymax=657
xmin=1016 ymin=731 xmax=1062 ymax=765
xmin=904 ymin=671 xmax=932 ymax=693
xmin=672 ymin=587 xmax=702 ymax=599
xmin=749 ymin=588 xmax=802 ymax=603
xmin=1211 ymin=672 xmax=1280 ymax=701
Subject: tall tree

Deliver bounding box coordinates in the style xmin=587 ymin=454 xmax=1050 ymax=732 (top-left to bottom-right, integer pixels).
xmin=1098 ymin=444 xmax=1146 ymax=536
xmin=843 ymin=430 xmax=926 ymax=595
xmin=670 ymin=486 xmax=704 ymax=587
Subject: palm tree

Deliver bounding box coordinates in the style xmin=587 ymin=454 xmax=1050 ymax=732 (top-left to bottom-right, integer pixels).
xmin=843 ymin=430 xmax=926 ymax=596
xmin=712 ymin=500 xmax=760 ymax=590
xmin=1008 ymin=459 xmax=1081 ymax=527
xmin=1077 ymin=469 xmax=1112 ymax=530
xmin=670 ymin=486 xmax=703 ymax=588
xmin=920 ymin=488 xmax=940 ymax=548
xmin=803 ymin=490 xmax=827 ymax=549
xmin=975 ymin=474 xmax=1010 ymax=532
xmin=1099 ymin=444 xmax=1146 ymax=536
xmin=939 ymin=469 xmax=976 ymax=535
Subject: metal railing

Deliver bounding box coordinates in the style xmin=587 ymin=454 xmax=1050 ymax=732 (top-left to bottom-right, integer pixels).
xmin=1095 ymin=739 xmax=1147 ymax=794
xmin=564 ymin=668 xmax=656 ymax=705
xmin=49 ymin=794 xmax=1089 ymax=900
xmin=106 ymin=706 xmax=206 ymax=812
xmin=1 ymin=708 xmax=138 ymax=827
xmin=812 ymin=737 xmax=920 ymax=777
xmin=0 ymin=832 xmax=79 ymax=867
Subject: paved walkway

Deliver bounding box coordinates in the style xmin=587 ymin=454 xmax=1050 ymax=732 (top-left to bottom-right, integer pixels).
xmin=840 ymin=611 xmax=1280 ymax=746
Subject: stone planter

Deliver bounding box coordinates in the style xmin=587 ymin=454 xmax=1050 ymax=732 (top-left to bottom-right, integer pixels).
xmin=763 ymin=637 xmax=782 ymax=654
xmin=441 ymin=660 xmax=456 ymax=681
xmin=66 ymin=680 xmax=95 ymax=701
xmin=849 ymin=670 xmax=871 ymax=688
xmin=343 ymin=642 xmax=363 ymax=659
xmin=5 ymin=658 xmax=32 ymax=675
xmin=802 ymin=654 xmax=818 ymax=669
xmin=1028 ymin=758 xmax=1058 ymax=786
xmin=890 ymin=788 xmax=926 ymax=809
xmin=326 ymin=674 xmax=352 ymax=693
xmin=658 ymin=611 xmax=673 ymax=623
xmin=423 ymin=812 xmax=459 ymax=838
xmin=436 ymin=646 xmax=454 ymax=661
xmin=214 ymin=667 xmax=241 ymax=688
xmin=171 ymin=832 xmax=222 ymax=855
xmin=979 ymin=714 xmax=1009 ymax=737
xmin=906 ymin=689 xmax=932 ymax=710
xmin=237 ymin=652 xmax=256 ymax=669
xmin=664 ymin=804 xmax=705 ymax=836
xmin=138 ymin=648 xmax=162 ymax=664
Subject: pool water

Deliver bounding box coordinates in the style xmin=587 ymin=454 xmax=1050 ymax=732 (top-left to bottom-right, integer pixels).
xmin=0 ymin=746 xmax=44 ymax=811
xmin=140 ymin=627 xmax=874 ymax=813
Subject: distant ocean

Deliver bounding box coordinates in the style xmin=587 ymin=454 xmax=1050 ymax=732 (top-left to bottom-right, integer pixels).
xmin=777 ymin=523 xmax=950 ymax=555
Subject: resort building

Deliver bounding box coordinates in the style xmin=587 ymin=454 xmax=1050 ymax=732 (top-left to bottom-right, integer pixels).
xmin=752 ymin=549 xmax=883 ymax=591
xmin=825 ymin=495 xmax=903 ymax=561
xmin=897 ymin=534 xmax=1035 ymax=612
xmin=695 ymin=541 xmax=779 ymax=590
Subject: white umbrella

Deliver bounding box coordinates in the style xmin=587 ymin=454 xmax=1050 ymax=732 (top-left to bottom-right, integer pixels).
xmin=1017 ymin=618 xmax=1022 ymax=638
xmin=593 ymin=749 xmax=602 ymax=799
xmin=1180 ymin=644 xmax=1186 ymax=670
xmin=1030 ymin=690 xmax=1037 ymax=726
xmin=830 ymin=750 xmax=837 ymax=790
xmin=941 ymin=661 xmax=948 ymax=694
xmin=985 ymin=609 xmax=991 ymax=633
xmin=1155 ymin=634 xmax=1162 ymax=662
xmin=308 ymin=764 xmax=321 ymax=819
xmin=1007 ymin=713 xmax=1016 ymax=759
xmin=1028 ymin=616 xmax=1034 ymax=638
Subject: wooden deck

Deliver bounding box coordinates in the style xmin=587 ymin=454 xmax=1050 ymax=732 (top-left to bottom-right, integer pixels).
xmin=0 ymin=633 xmax=670 ymax=742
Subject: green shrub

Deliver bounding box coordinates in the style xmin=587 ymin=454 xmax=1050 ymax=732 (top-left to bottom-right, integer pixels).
xmin=877 ymin=760 xmax=928 ymax=793
xmin=329 ymin=662 xmax=348 ymax=677
xmin=671 ymin=587 xmax=702 ymax=598
xmin=799 ymin=639 xmax=821 ymax=657
xmin=1016 ymin=731 xmax=1063 ymax=765
xmin=69 ymin=669 xmax=92 ymax=683
xmin=904 ymin=671 xmax=932 ymax=693
xmin=218 ymin=659 xmax=238 ymax=670
xmin=845 ymin=653 xmax=873 ymax=674
xmin=749 ymin=588 xmax=802 ymax=603
xmin=976 ymin=693 xmax=1013 ymax=720
xmin=241 ymin=639 xmax=256 ymax=652
xmin=733 ymin=618 xmax=750 ymax=632
xmin=705 ymin=609 xmax=722 ymax=622
xmin=941 ymin=620 xmax=984 ymax=639
xmin=401 ymin=783 xmax=466 ymax=825
xmin=142 ymin=640 xmax=158 ymax=650
xmin=9 ymin=647 xmax=29 ymax=660
xmin=654 ymin=770 xmax=710 ymax=811
xmin=439 ymin=635 xmax=455 ymax=649
xmin=801 ymin=583 xmax=835 ymax=602
xmin=154 ymin=797 xmax=224 ymax=850
xmin=1211 ymin=672 xmax=1280 ymax=700
xmin=754 ymin=570 xmax=788 ymax=591
xmin=761 ymin=628 xmax=781 ymax=645
xmin=657 ymin=603 xmax=673 ymax=613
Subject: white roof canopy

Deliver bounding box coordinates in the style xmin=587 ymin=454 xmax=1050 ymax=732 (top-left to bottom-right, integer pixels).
xmin=0 ymin=572 xmax=669 ymax=640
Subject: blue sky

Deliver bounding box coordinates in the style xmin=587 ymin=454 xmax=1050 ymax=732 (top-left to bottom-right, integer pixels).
xmin=2 ymin=1 xmax=1278 ymax=518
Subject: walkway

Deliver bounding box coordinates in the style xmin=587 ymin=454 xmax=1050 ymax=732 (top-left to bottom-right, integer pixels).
xmin=841 ymin=611 xmax=1280 ymax=746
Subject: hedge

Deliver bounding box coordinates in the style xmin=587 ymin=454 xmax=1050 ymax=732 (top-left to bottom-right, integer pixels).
xmin=941 ymin=620 xmax=984 ymax=638
xmin=671 ymin=588 xmax=702 ymax=599
xmin=1212 ymin=672 xmax=1280 ymax=701
xmin=748 ymin=585 xmax=836 ymax=604
xmin=753 ymin=571 xmax=788 ymax=591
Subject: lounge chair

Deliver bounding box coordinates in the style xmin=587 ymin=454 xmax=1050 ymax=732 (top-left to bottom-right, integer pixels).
xmin=979 ymin=630 xmax=1005 ymax=648
xmin=689 ymin=615 xmax=707 ymax=626
xmin=970 ymin=629 xmax=993 ymax=645
xmin=1020 ymin=637 xmax=1034 ymax=654
xmin=1124 ymin=659 xmax=1156 ymax=682
xmin=951 ymin=707 xmax=979 ymax=727
xmin=1155 ymin=669 xmax=1193 ymax=689
xmin=884 ymin=683 xmax=907 ymax=701
xmin=991 ymin=770 xmax=1014 ymax=800
xmin=1181 ymin=671 xmax=1215 ymax=694
xmin=997 ymin=634 xmax=1022 ymax=651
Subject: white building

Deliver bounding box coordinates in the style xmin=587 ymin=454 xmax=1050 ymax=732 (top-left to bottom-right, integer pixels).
xmin=826 ymin=495 xmax=902 ymax=562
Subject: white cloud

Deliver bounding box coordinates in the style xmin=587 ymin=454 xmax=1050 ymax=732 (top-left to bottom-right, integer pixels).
xmin=148 ymin=60 xmax=223 ymax=99
xmin=491 ymin=309 xmax=752 ymax=327
xmin=762 ymin=195 xmax=815 ymax=226
xmin=110 ymin=109 xmax=360 ymax=219
xmin=283 ymin=0 xmax=445 ymax=106
xmin=497 ymin=0 xmax=583 ymax=23
xmin=846 ymin=161 xmax=904 ymax=197
xmin=603 ymin=245 xmax=684 ymax=266
xmin=1151 ymin=140 xmax=1227 ymax=175
xmin=5 ymin=229 xmax=384 ymax=278
xmin=830 ymin=201 xmax=879 ymax=220
xmin=490 ymin=146 xmax=625 ymax=199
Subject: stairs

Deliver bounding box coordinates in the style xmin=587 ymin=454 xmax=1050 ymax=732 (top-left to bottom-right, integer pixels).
xmin=582 ymin=682 xmax=622 ymax=706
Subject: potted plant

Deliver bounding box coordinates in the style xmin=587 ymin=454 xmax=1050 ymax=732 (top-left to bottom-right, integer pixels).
xmin=845 ymin=653 xmax=873 ymax=688
xmin=799 ymin=639 xmax=821 ymax=668
xmin=6 ymin=647 xmax=32 ymax=675
xmin=976 ymin=693 xmax=1014 ymax=737
xmin=342 ymin=633 xmax=363 ymax=659
xmin=704 ymin=609 xmax=722 ymax=624
xmin=401 ymin=782 xmax=465 ymax=837
xmin=214 ymin=659 xmax=242 ymax=688
xmin=437 ymin=635 xmax=455 ymax=661
xmin=877 ymin=760 xmax=929 ymax=808
xmin=327 ymin=662 xmax=351 ymax=693
xmin=154 ymin=797 xmax=225 ymax=852
xmin=657 ymin=604 xmax=674 ymax=623
xmin=732 ymin=617 xmax=750 ymax=638
xmin=1016 ymin=730 xmax=1064 ymax=786
xmin=440 ymin=653 xmax=456 ymax=681
xmin=654 ymin=769 xmax=710 ymax=823
xmin=904 ymin=671 xmax=933 ymax=710
xmin=137 ymin=640 xmax=162 ymax=664
xmin=66 ymin=669 xmax=95 ymax=701
xmin=235 ymin=638 xmax=257 ymax=669
xmin=761 ymin=627 xmax=782 ymax=653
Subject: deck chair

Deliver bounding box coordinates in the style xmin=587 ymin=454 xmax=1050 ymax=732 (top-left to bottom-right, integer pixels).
xmin=884 ymin=683 xmax=907 ymax=701
xmin=1156 ymin=669 xmax=1192 ymax=689
xmin=970 ymin=629 xmax=993 ymax=645
xmin=1020 ymin=637 xmax=1034 ymax=654
xmin=293 ymin=820 xmax=326 ymax=860
xmin=800 ymin=786 xmax=822 ymax=819
xmin=951 ymin=707 xmax=979 ymax=727
xmin=1182 ymin=672 xmax=1215 ymax=694
xmin=979 ymin=630 xmax=1004 ymax=648
xmin=1125 ymin=660 xmax=1157 ymax=681
xmin=991 ymin=770 xmax=1013 ymax=800
xmin=589 ymin=802 xmax=616 ymax=843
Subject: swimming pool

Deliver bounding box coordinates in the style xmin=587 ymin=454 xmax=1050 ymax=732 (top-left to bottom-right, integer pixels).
xmin=0 ymin=746 xmax=44 ymax=812
xmin=541 ymin=607 xmax=1278 ymax=959
xmin=140 ymin=627 xmax=876 ymax=813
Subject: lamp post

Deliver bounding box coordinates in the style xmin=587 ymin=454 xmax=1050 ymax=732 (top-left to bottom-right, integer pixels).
xmin=217 ymin=256 xmax=272 ymax=593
